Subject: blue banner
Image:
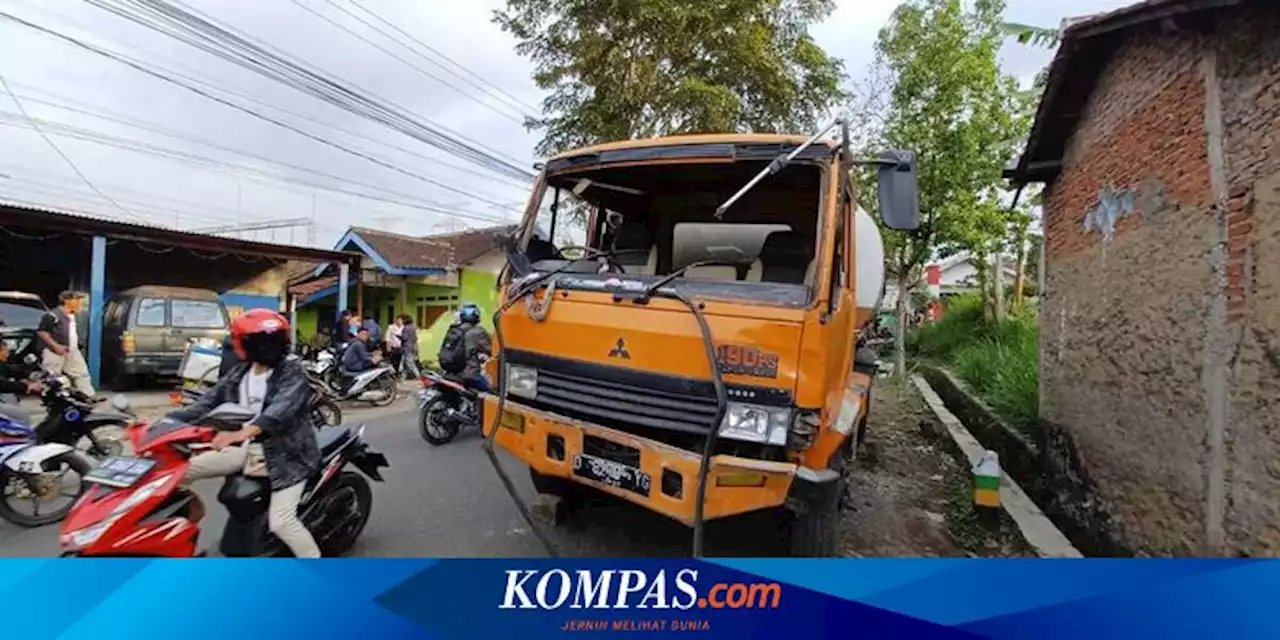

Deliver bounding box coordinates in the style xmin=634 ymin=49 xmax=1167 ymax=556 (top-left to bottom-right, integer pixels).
xmin=2 ymin=559 xmax=1275 ymax=638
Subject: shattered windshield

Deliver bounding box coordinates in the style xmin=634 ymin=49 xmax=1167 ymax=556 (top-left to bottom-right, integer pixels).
xmin=520 ymin=151 xmax=829 ymax=304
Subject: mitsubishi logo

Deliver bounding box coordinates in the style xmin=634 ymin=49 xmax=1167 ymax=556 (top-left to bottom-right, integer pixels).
xmin=608 ymin=338 xmax=631 ymax=359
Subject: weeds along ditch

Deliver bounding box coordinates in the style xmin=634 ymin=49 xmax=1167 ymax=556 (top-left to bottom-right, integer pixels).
xmin=907 ymin=294 xmax=1039 ymax=436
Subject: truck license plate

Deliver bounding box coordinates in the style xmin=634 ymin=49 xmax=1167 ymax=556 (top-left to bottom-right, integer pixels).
xmin=572 ymin=453 xmax=651 ymax=497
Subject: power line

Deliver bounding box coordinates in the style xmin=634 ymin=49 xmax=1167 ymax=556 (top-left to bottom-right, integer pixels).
xmin=81 ymin=0 xmax=534 ymax=182
xmin=343 ymin=0 xmax=542 ymax=116
xmin=0 ymin=72 xmax=140 ymax=221
xmin=1 ymin=87 xmax=521 ymax=216
xmin=326 ymin=0 xmax=541 ymax=118
xmin=0 ymin=178 xmax=235 ymax=226
xmin=3 ymin=0 xmax=529 ymax=188
xmin=0 ymin=11 xmax=525 ymax=213
xmin=290 ymin=0 xmax=528 ymax=125
xmin=0 ymin=114 xmax=517 ymax=226
xmin=0 ymin=162 xmax=280 ymax=226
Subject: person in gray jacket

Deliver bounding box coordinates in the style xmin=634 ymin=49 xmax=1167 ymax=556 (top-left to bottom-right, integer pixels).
xmin=399 ymin=315 xmax=421 ymax=379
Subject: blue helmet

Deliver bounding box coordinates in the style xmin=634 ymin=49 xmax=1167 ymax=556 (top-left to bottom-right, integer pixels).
xmin=459 ymin=303 xmax=481 ymax=324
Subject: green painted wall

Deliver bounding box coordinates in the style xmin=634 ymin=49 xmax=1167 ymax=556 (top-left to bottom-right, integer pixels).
xmin=414 ymin=268 xmax=499 ymax=364
xmin=293 ymin=269 xmax=500 ymax=363
xmin=296 ymin=306 xmax=319 ymax=344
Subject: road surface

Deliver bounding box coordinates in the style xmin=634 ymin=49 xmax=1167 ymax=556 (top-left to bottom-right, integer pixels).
xmin=1 ymin=403 xmax=789 ymax=557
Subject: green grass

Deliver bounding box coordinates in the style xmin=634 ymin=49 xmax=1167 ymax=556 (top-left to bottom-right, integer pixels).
xmin=908 ymin=295 xmax=1039 ymax=435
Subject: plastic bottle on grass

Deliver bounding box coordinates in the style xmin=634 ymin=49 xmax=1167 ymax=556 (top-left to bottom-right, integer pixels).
xmin=973 ymin=450 xmax=1001 ymax=508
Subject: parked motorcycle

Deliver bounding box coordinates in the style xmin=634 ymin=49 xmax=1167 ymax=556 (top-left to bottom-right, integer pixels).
xmin=301 ymin=346 xmax=343 ymax=394
xmin=32 ymin=373 xmax=133 ymax=459
xmin=417 ymin=370 xmax=480 ymax=445
xmin=0 ymin=402 xmax=92 ymax=527
xmin=327 ymin=365 xmax=400 ymax=408
xmin=58 ymin=400 xmax=389 ymax=557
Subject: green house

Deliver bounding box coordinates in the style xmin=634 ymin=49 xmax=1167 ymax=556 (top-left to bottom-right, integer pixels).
xmin=289 ymin=225 xmax=513 ymax=363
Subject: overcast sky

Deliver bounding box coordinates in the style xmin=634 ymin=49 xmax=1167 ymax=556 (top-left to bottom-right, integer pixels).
xmin=0 ymin=0 xmax=1132 ymax=248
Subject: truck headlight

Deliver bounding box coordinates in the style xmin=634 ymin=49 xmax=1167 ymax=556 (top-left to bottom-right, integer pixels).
xmin=504 ymin=364 xmax=538 ymax=399
xmin=718 ymin=403 xmax=791 ymax=446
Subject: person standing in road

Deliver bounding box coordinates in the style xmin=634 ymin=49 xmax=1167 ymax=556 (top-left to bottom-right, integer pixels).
xmin=399 ymin=315 xmax=421 ymax=380
xmin=36 ymin=290 xmax=94 ymax=396
xmin=385 ymin=315 xmax=404 ymax=376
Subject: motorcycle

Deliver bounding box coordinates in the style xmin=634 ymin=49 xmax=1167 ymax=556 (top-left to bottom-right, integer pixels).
xmin=0 ymin=396 xmax=92 ymax=527
xmin=417 ymin=370 xmax=480 ymax=446
xmin=32 ymin=372 xmax=133 ymax=459
xmin=59 ymin=400 xmax=389 ymax=557
xmin=301 ymin=346 xmax=343 ymax=394
xmin=330 ymin=364 xmax=400 ymax=408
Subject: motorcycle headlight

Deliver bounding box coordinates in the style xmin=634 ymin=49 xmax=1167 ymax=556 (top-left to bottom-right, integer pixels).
xmin=64 ymin=519 xmax=115 ymax=548
xmin=718 ymin=403 xmax=791 ymax=446
xmin=63 ymin=473 xmax=173 ymax=550
xmin=504 ymin=364 xmax=538 ymax=399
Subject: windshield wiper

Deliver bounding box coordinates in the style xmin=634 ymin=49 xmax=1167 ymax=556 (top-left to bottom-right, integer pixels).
xmin=630 ymin=260 xmax=739 ymax=304
xmin=714 ymin=118 xmax=845 ymax=219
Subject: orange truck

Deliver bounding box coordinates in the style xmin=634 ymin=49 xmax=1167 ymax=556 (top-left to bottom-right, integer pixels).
xmin=482 ymin=122 xmax=919 ymax=556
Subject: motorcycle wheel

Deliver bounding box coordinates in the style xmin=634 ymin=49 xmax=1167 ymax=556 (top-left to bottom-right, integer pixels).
xmin=316 ymin=471 xmax=373 ymax=557
xmin=311 ymin=399 xmax=343 ymax=426
xmin=0 ymin=452 xmax=91 ymax=527
xmin=419 ymin=398 xmax=460 ymax=445
xmin=367 ymin=375 xmax=398 ymax=408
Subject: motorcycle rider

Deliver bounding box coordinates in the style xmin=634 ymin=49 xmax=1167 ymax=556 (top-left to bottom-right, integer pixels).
xmin=166 ymin=308 xmax=322 ymax=558
xmin=340 ymin=326 xmax=381 ymax=393
xmin=439 ymin=303 xmax=492 ymax=392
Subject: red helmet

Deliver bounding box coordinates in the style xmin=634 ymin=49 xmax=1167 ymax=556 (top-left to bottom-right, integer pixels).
xmin=230 ymin=308 xmax=291 ymax=365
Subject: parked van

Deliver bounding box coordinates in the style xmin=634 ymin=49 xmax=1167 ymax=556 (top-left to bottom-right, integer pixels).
xmin=103 ymin=286 xmax=229 ymax=386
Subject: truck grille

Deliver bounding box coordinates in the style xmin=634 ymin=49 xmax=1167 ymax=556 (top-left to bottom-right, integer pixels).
xmin=534 ymin=368 xmax=720 ymax=434
xmin=503 ymin=350 xmax=794 ymax=445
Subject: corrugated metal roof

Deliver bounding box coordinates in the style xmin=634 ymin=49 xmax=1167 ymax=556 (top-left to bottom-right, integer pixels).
xmin=0 ymin=200 xmax=358 ymax=264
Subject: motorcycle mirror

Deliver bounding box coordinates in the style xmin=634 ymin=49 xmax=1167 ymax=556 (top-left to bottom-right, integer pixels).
xmin=110 ymin=394 xmax=133 ymax=414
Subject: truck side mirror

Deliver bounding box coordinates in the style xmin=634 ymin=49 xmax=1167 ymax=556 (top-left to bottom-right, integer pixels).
xmin=878 ymin=150 xmax=921 ymax=231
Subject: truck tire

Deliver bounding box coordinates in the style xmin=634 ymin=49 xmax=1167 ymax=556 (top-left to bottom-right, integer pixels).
xmin=529 ymin=468 xmax=576 ymax=498
xmin=787 ymin=458 xmax=845 ymax=557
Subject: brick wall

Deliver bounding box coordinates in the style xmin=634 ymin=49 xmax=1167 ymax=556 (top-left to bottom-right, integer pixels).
xmin=1041 ymin=6 xmax=1280 ymax=555
xmin=1213 ymin=5 xmax=1280 ymax=555
xmin=1040 ymin=21 xmax=1216 ymax=555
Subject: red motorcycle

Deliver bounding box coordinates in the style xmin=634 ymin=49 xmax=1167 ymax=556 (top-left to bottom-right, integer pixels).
xmin=58 ymin=401 xmax=388 ymax=557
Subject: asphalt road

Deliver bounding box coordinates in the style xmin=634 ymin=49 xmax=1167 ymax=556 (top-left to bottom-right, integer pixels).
xmin=1 ymin=402 xmax=790 ymax=557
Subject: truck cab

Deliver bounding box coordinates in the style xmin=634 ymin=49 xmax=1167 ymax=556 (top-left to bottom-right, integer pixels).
xmin=484 ymin=131 xmax=917 ymax=556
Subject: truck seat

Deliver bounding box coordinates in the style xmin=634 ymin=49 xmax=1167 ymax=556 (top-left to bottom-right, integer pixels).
xmin=682 ymin=265 xmax=740 ymax=281
xmin=612 ymin=223 xmax=657 ymax=276
xmin=746 ymin=231 xmax=814 ymax=285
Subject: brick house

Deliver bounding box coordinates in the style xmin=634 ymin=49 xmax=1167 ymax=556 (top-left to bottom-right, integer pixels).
xmin=1008 ymin=0 xmax=1280 ymax=555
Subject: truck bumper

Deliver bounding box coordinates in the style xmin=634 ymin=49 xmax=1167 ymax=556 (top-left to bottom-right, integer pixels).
xmin=482 ymin=395 xmax=835 ymax=526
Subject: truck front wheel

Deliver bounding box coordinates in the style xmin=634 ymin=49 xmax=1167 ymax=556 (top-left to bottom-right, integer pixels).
xmin=786 ymin=458 xmax=846 ymax=557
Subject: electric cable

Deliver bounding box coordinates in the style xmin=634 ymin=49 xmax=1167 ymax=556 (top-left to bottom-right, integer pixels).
xmin=0 ymin=72 xmax=140 ymax=222
xmin=343 ymin=0 xmax=542 ymax=116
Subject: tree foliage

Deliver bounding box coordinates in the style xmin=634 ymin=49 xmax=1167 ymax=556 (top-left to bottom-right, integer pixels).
xmin=1000 ymin=22 xmax=1061 ymax=48
xmin=860 ymin=0 xmax=1031 ymax=371
xmin=494 ymin=0 xmax=847 ymax=156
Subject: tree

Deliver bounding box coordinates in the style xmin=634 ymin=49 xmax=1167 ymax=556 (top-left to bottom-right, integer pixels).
xmin=862 ymin=0 xmax=1030 ymax=375
xmin=1000 ymin=22 xmax=1061 ymax=48
xmin=494 ymin=0 xmax=847 ymax=157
